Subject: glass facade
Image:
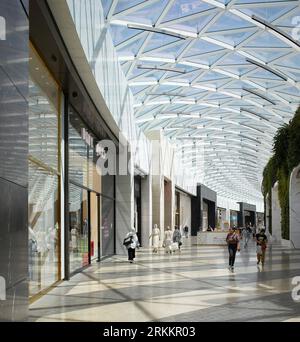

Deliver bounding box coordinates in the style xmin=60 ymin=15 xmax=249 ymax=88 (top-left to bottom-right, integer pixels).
xmin=28 ymin=44 xmax=116 ymax=290
xmin=69 ymin=184 xmax=89 ymax=272
xmin=28 ymin=45 xmax=61 ymax=297
xmin=230 ymin=210 xmax=238 ymax=228
xmin=101 ymin=196 xmax=115 ymax=257
xmin=68 ymin=106 xmax=115 ymax=273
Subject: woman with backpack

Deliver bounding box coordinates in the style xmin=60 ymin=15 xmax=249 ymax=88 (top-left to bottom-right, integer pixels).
xmin=123 ymin=228 xmax=140 ymax=263
xmin=226 ymin=227 xmax=240 ymax=272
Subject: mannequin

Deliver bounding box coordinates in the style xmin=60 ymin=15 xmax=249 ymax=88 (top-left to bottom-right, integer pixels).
xmin=71 ymin=226 xmax=78 ymax=252
xmin=149 ymin=224 xmax=160 ymax=253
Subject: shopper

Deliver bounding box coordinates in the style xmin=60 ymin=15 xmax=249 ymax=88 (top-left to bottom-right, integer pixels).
xmin=149 ymin=224 xmax=160 ymax=253
xmin=256 ymin=228 xmax=268 ymax=266
xmin=243 ymin=225 xmax=252 ymax=248
xmin=172 ymin=226 xmax=182 ymax=253
xmin=123 ymin=228 xmax=140 ymax=263
xmin=163 ymin=226 xmax=173 ymax=254
xmin=226 ymin=227 xmax=240 ymax=271
xmin=183 ymin=225 xmax=189 ymax=238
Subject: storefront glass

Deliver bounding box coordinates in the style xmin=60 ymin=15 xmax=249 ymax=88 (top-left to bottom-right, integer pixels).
xmin=101 ymin=196 xmax=115 ymax=257
xmin=202 ymin=201 xmax=208 ymax=231
xmin=28 ymin=45 xmax=61 ymax=297
xmin=68 ymin=106 xmax=115 ymax=270
xmin=69 ymin=183 xmax=89 ymax=272
xmin=230 ymin=210 xmax=238 ymax=228
xmin=90 ymin=192 xmax=99 ymax=260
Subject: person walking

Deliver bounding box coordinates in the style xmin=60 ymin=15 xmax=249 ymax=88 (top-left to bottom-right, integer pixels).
xmin=149 ymin=224 xmax=160 ymax=253
xmin=183 ymin=225 xmax=189 ymax=238
xmin=226 ymin=227 xmax=240 ymax=272
xmin=243 ymin=225 xmax=252 ymax=248
xmin=256 ymin=228 xmax=268 ymax=266
xmin=123 ymin=228 xmax=140 ymax=263
xmin=163 ymin=226 xmax=173 ymax=254
xmin=172 ymin=226 xmax=182 ymax=253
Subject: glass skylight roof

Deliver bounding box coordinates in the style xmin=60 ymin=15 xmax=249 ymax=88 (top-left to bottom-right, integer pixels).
xmin=102 ymin=0 xmax=300 ymax=204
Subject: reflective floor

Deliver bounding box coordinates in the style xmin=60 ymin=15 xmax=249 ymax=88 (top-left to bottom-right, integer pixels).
xmin=29 ymin=238 xmax=300 ymax=322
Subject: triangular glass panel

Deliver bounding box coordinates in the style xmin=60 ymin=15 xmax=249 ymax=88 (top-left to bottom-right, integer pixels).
xmin=249 ymin=68 xmax=287 ymax=81
xmin=114 ymin=0 xmax=148 ymax=16
xmin=184 ymin=39 xmax=224 ymax=58
xmin=163 ymin=12 xmax=217 ymax=35
xmin=244 ymin=31 xmax=288 ymax=48
xmin=131 ymin=85 xmax=151 ymax=96
xmin=200 ymin=70 xmax=228 ymax=82
xmin=247 ymin=76 xmax=284 ymax=88
xmin=187 ymin=50 xmax=227 ymax=66
xmin=208 ymin=30 xmax=255 ymax=47
xmin=196 ymin=78 xmax=230 ymax=88
xmin=162 ymin=1 xmax=213 ymax=23
xmin=280 ymin=69 xmax=300 ymax=82
xmin=205 ymin=93 xmax=231 ymax=100
xmin=120 ymin=0 xmax=169 ymax=26
xmin=120 ymin=61 xmax=132 ymax=75
xmin=101 ymin=0 xmax=113 ymax=18
xmin=245 ymin=49 xmax=290 ymax=64
xmin=207 ymin=11 xmax=256 ymax=32
xmin=273 ymin=89 xmax=300 ymax=103
xmin=117 ymin=35 xmax=148 ymax=56
xmin=144 ymin=35 xmax=185 ymax=54
xmin=238 ymin=3 xmax=297 ymax=22
xmin=110 ymin=24 xmax=146 ymax=46
xmin=130 ymin=67 xmax=165 ymax=80
xmin=274 ymin=54 xmax=300 ymax=70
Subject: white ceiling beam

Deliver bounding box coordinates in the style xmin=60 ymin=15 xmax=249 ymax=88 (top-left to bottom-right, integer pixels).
xmin=106 ymin=0 xmax=119 ymax=21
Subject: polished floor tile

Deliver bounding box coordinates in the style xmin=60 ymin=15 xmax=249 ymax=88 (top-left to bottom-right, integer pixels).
xmin=29 ymin=239 xmax=300 ymax=322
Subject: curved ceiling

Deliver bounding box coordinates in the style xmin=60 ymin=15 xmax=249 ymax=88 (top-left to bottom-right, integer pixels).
xmin=102 ymin=0 xmax=300 ymax=204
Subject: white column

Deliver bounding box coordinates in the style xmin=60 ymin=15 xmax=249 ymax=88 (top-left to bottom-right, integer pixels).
xmin=152 ymin=174 xmax=164 ymax=245
xmin=147 ymin=131 xmax=165 ymax=244
xmin=115 ymin=150 xmax=134 ymax=255
xmin=141 ymin=175 xmax=152 ymax=247
xmin=171 ymin=181 xmax=176 ymax=230
xmin=290 ymin=165 xmax=300 ymax=248
xmin=180 ymin=193 xmax=192 ymax=229
xmin=271 ymin=182 xmax=282 ymax=243
xmin=265 ymin=194 xmax=270 ymax=236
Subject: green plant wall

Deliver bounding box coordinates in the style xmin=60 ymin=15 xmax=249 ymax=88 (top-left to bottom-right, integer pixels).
xmin=262 ymin=107 xmax=300 ymax=240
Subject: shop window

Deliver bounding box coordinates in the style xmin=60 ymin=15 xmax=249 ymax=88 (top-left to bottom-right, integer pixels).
xmin=28 ymin=44 xmax=61 ymax=297
xmin=69 ymin=183 xmax=89 ymax=272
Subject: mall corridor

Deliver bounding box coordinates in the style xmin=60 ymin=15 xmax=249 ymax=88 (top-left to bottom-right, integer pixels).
xmin=29 ymin=238 xmax=300 ymax=322
xmin=1 ymin=0 xmax=300 ymax=324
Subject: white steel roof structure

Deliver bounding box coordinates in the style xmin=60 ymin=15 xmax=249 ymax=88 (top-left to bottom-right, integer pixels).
xmin=102 ymin=0 xmax=300 ymax=204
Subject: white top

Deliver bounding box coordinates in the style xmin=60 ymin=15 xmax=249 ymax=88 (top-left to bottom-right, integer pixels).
xmin=126 ymin=231 xmax=139 ymax=249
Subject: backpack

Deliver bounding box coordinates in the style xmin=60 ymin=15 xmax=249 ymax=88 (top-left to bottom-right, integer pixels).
xmin=123 ymin=235 xmax=133 ymax=246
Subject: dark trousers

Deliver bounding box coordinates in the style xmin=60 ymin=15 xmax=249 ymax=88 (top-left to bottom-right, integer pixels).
xmin=128 ymin=248 xmax=135 ymax=261
xmin=228 ymin=244 xmax=237 ymax=267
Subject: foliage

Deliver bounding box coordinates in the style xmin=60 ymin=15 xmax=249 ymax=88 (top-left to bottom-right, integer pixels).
xmin=262 ymin=107 xmax=300 ymax=240
xmin=272 ymin=123 xmax=289 ymax=173
xmin=287 ymin=108 xmax=300 ymax=172
xmin=277 ymin=167 xmax=289 ymax=240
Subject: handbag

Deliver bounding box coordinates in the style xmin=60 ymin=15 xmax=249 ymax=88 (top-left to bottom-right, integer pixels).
xmin=256 ymin=245 xmax=262 ymax=255
xmin=123 ymin=236 xmax=133 ymax=246
xmin=171 ymin=242 xmax=179 ymax=250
